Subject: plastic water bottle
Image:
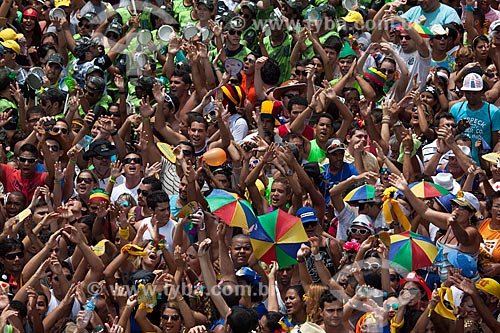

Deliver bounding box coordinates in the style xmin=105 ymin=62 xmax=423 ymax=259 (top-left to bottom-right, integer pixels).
xmin=79 ymin=294 xmax=99 ymax=328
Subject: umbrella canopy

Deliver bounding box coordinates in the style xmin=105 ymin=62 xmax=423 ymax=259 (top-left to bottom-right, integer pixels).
xmin=389 ymin=231 xmax=437 ymax=271
xmin=409 ymin=180 xmax=449 ymax=199
xmin=410 ymin=22 xmax=433 ymax=38
xmin=250 ymin=209 xmax=309 ymax=268
xmin=344 ymin=184 xmax=376 ymax=202
xmin=206 ymin=189 xmax=258 ymax=230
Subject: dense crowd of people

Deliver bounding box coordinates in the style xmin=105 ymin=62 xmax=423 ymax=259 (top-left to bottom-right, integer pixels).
xmin=0 ymin=0 xmax=500 ymax=332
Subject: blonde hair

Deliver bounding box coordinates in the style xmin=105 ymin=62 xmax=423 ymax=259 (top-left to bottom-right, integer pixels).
xmin=306 ymin=284 xmax=329 ymax=324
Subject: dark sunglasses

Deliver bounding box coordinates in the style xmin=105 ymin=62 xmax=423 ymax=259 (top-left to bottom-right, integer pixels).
xmin=47 ymin=144 xmax=60 ymax=152
xmin=348 ymin=227 xmax=369 ymax=235
xmin=5 ymin=252 xmax=24 ymax=260
xmin=138 ymin=189 xmax=150 ymax=196
xmin=182 ymin=149 xmax=193 ymax=157
xmin=77 ymin=177 xmax=93 ymax=184
xmin=228 ymin=30 xmax=242 ymax=36
xmin=485 ymin=72 xmax=498 ymax=78
xmin=51 ymin=127 xmax=68 ymax=134
xmin=386 ymin=303 xmax=399 ymax=310
xmin=107 ymin=33 xmax=119 ymax=39
xmin=303 ymin=222 xmax=318 ymax=229
xmin=123 ymin=157 xmax=142 ymax=165
xmin=109 ymin=111 xmax=121 ymax=117
xmin=48 ymin=273 xmax=72 ymax=281
xmin=400 ymin=35 xmax=411 ymax=40
xmin=432 ymin=35 xmax=447 ymax=40
xmin=78 ymin=22 xmax=92 ymax=29
xmin=390 ymin=274 xmax=399 ymax=281
xmin=380 ymin=68 xmax=395 ymax=75
xmin=243 ymin=57 xmax=255 ymax=64
xmin=161 ymin=314 xmax=180 ymax=321
xmin=295 ymin=70 xmax=307 ymax=76
xmin=19 ymin=156 xmax=37 ymax=164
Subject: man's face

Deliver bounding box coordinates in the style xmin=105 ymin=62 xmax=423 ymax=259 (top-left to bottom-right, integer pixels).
xmin=348 ymin=129 xmax=368 ymax=148
xmin=153 ymin=201 xmax=171 ymax=223
xmin=0 ymin=247 xmax=25 ymax=274
xmin=123 ymin=154 xmax=143 ymax=177
xmin=91 ymin=155 xmax=111 ymax=171
xmin=328 ymin=150 xmax=345 ymax=171
xmin=464 ymin=91 xmax=483 ymax=106
xmin=44 ymin=139 xmax=63 ymax=159
xmin=322 ymin=300 xmax=344 ymax=328
xmin=338 ymin=56 xmax=354 ymax=75
xmin=6 ymin=194 xmax=24 ymax=218
xmin=281 ymin=90 xmax=299 ymax=112
xmin=344 ymin=90 xmax=360 ymax=113
xmin=169 ymin=76 xmax=189 ymax=98
xmin=418 ymin=0 xmax=438 ymax=12
xmin=18 ymin=151 xmax=37 ymax=177
xmin=276 ymin=266 xmax=293 ymax=287
xmin=289 ymin=104 xmax=306 ymax=122
xmin=27 ymin=112 xmax=43 ymax=131
xmin=188 ymin=121 xmax=208 ymax=149
xmin=138 ymin=184 xmax=152 ymax=206
xmin=230 ymin=238 xmax=253 ymax=267
xmin=315 ymin=117 xmax=334 ymax=142
xmin=135 ymin=86 xmax=148 ymax=100
xmin=45 ymin=63 xmax=62 ymax=83
xmin=84 ymin=81 xmax=103 ymax=102
xmin=294 ymin=66 xmax=307 ymax=83
xmin=430 ymin=35 xmax=448 ymax=52
xmin=399 ymin=34 xmax=416 ymax=53
xmin=178 ymin=177 xmax=188 ymax=201
xmin=33 ymin=206 xmax=49 ymax=224
xmin=260 ymin=116 xmax=275 ymax=133
xmin=438 ymin=117 xmax=455 ymax=131
xmin=324 ymin=47 xmax=338 ymax=65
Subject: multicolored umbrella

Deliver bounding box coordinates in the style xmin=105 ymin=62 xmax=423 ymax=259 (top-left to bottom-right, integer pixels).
xmin=344 ymin=184 xmax=376 ymax=202
xmin=206 ymin=189 xmax=258 ymax=230
xmin=410 ymin=22 xmax=433 ymax=38
xmin=389 ymin=231 xmax=437 ymax=271
xmin=250 ymin=209 xmax=309 ymax=268
xmin=409 ymin=181 xmax=449 ymax=199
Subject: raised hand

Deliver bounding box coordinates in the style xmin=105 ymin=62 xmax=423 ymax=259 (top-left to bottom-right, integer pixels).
xmin=388 ymin=173 xmax=409 ymax=191
xmin=139 ymin=96 xmax=155 ymax=118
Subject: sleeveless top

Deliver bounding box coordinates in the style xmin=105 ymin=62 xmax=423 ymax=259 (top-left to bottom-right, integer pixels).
xmin=304 ymin=240 xmax=336 ymax=283
xmin=478 ymin=218 xmax=500 ymax=263
xmin=307 ymin=139 xmax=326 ymax=163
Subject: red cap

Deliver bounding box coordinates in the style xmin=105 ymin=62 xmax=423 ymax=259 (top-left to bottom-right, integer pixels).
xmin=23 ymin=7 xmax=39 ymax=18
xmin=400 ymin=271 xmax=432 ymax=300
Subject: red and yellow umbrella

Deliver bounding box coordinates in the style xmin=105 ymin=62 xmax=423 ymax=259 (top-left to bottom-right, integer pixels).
xmin=409 ymin=181 xmax=449 ymax=199
xmin=206 ymin=189 xmax=258 ymax=230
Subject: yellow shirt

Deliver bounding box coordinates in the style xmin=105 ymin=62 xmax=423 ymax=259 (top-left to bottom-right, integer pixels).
xmin=344 ymin=149 xmax=379 ymax=174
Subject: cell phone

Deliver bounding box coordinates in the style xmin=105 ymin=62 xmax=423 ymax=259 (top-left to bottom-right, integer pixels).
xmin=44 ymin=119 xmax=56 ymax=131
xmin=244 ymin=143 xmax=257 ymax=151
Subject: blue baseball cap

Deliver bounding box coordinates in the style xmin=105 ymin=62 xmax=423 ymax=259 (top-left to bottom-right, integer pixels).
xmin=297 ymin=207 xmax=318 ymax=224
xmin=435 ymin=193 xmax=457 ymax=213
xmin=236 ymin=267 xmax=261 ymax=285
xmin=447 ymin=249 xmax=477 ymax=278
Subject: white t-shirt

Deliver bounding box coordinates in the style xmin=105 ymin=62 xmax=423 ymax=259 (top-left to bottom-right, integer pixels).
xmin=334 ymin=202 xmax=388 ymax=241
xmin=110 ymin=179 xmax=142 ymax=202
xmin=139 ymin=217 xmax=177 ymax=254
xmin=392 ymin=44 xmax=431 ymax=93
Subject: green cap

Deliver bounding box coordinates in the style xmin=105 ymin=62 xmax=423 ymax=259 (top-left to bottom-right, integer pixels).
xmin=339 ymin=41 xmax=357 ymax=59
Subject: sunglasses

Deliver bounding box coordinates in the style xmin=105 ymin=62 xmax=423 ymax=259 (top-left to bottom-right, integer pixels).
xmin=51 ymin=127 xmax=68 ymax=134
xmin=161 ymin=314 xmax=180 ymax=321
xmin=47 ymin=144 xmax=60 ymax=152
xmin=18 ymin=156 xmax=37 ymax=164
xmin=348 ymin=227 xmax=369 ymax=235
xmin=243 ymin=57 xmax=255 ymax=64
xmin=380 ymin=68 xmax=395 ymax=75
xmin=78 ymin=22 xmax=92 ymax=29
xmin=380 ymin=167 xmax=391 ymax=175
xmin=432 ymin=35 xmax=447 ymax=40
xmin=400 ymin=35 xmax=411 ymax=40
xmin=303 ymin=222 xmax=318 ymax=229
xmin=390 ymin=274 xmax=399 ymax=281
xmin=5 ymin=252 xmax=24 ymax=260
xmin=109 ymin=111 xmax=121 ymax=117
xmin=47 ymin=273 xmax=72 ymax=281
xmin=107 ymin=33 xmax=119 ymax=39
xmin=138 ymin=189 xmax=150 ymax=196
xmin=164 ymin=94 xmax=175 ymax=110
xmin=182 ymin=149 xmax=193 ymax=157
xmin=228 ymin=30 xmax=242 ymax=36
xmin=295 ymin=70 xmax=307 ymax=76
xmin=362 ymin=262 xmax=381 ymax=270
xmin=77 ymin=177 xmax=93 ymax=184
xmin=386 ymin=303 xmax=399 ymax=310
xmin=123 ymin=157 xmax=142 ymax=165
xmin=485 ymin=72 xmax=498 ymax=78
xmin=116 ymin=200 xmax=130 ymax=207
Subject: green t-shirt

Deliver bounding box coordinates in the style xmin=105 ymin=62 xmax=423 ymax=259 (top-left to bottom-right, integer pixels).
xmin=210 ymin=44 xmax=251 ymax=71
xmin=330 ymin=78 xmax=362 ymax=96
xmin=263 ymin=33 xmax=294 ymax=85
xmin=173 ymin=0 xmax=194 ymax=29
xmin=307 ymin=139 xmax=326 ymax=163
xmin=303 ymin=29 xmax=339 ymax=59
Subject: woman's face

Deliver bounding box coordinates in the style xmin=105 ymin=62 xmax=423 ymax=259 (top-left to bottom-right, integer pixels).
xmin=363 ymin=257 xmax=381 ymax=274
xmin=243 ymin=55 xmax=256 ymax=75
xmin=420 ymin=92 xmax=436 ymax=107
xmin=142 ymin=243 xmax=161 ymax=268
xmin=22 ymin=15 xmax=37 ymax=32
xmin=463 ymin=295 xmax=480 ymax=321
xmin=451 ymin=203 xmax=475 ymax=225
xmin=484 ymin=66 xmax=499 ymax=87
xmin=76 ymin=171 xmax=96 ymax=196
xmin=456 ymin=57 xmax=474 ymax=71
xmin=384 ymin=296 xmax=399 ymax=319
xmin=185 ymin=245 xmax=201 ymax=275
xmin=475 ymin=40 xmax=490 ymax=60
xmin=360 ymin=317 xmax=378 ymax=333
xmin=312 ymin=58 xmax=324 ymax=74
xmin=117 ymin=195 xmax=133 ymax=213
xmin=401 ymin=281 xmax=422 ymax=307
xmin=284 ymin=289 xmax=304 ymax=316
xmin=380 ymin=61 xmax=396 ymax=82
xmin=161 ymin=307 xmax=183 ymax=333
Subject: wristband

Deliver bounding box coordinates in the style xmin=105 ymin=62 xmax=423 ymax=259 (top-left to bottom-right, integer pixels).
xmin=109 ymin=177 xmax=117 ymax=183
xmin=143 ymin=117 xmax=150 ymax=121
xmin=404 ymin=151 xmax=411 ymax=155
xmin=69 ymin=159 xmax=77 ymax=164
xmin=297 ymin=257 xmax=305 ymax=263
xmin=466 ymin=4 xmax=475 ymax=12
xmin=54 ymin=180 xmax=61 ymax=185
xmin=119 ymin=226 xmax=130 ymax=239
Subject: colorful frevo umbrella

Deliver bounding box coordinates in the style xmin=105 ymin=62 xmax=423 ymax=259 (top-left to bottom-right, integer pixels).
xmin=389 ymin=231 xmax=437 ymax=272
xmin=410 ymin=22 xmax=433 ymax=38
xmin=250 ymin=209 xmax=309 ymax=268
xmin=206 ymin=189 xmax=258 ymax=230
xmin=409 ymin=180 xmax=449 ymax=199
xmin=344 ymin=184 xmax=376 ymax=202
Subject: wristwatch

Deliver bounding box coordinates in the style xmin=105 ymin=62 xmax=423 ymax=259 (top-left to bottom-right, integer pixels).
xmin=286 ymin=169 xmax=294 ymax=176
xmin=313 ymin=253 xmax=322 ymax=261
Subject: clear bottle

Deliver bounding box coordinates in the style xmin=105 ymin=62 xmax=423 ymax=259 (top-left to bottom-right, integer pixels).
xmin=78 ymin=294 xmax=99 ymax=329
